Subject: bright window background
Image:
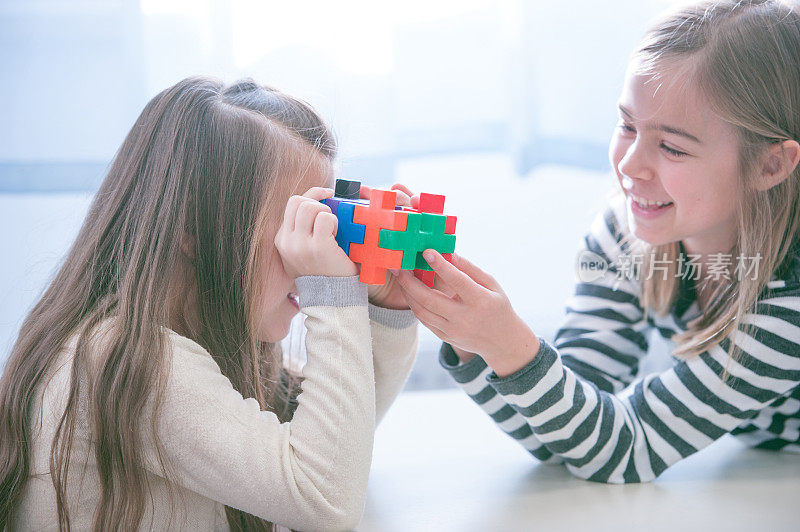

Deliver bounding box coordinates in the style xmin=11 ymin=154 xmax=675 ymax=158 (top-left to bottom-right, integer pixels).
xmin=1 ymin=0 xmax=684 ymax=387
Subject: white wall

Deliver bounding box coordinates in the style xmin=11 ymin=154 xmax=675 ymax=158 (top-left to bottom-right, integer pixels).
xmin=0 ymin=193 xmax=93 ymax=365
xmin=1 ymin=0 xmax=680 ymax=179
xmin=0 ymin=0 xmax=684 ymax=376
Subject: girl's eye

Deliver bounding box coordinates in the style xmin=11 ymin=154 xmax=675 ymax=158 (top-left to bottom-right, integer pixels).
xmin=617 ymin=120 xmax=689 ymax=157
xmin=660 ymin=143 xmax=687 ymax=157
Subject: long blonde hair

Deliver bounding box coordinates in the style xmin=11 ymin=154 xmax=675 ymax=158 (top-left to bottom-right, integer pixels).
xmin=0 ymin=77 xmax=336 ymax=531
xmin=626 ymin=0 xmax=800 ymax=361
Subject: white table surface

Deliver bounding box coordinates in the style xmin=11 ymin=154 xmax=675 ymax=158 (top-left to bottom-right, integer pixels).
xmin=358 ymin=389 xmax=800 ymax=532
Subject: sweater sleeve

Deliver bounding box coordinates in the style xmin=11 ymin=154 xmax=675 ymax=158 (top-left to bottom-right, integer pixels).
xmin=140 ymin=275 xmax=375 ymax=531
xmin=271 ymin=304 xmax=418 ymax=426
xmin=486 ymin=288 xmax=800 ymax=483
xmin=367 ymin=304 xmax=418 ymax=425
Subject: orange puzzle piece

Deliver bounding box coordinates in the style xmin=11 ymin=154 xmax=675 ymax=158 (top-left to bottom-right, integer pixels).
xmin=349 ymin=188 xmax=408 ymax=284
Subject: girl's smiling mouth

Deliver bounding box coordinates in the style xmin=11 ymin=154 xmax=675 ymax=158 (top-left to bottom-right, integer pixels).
xmin=629 ymin=192 xmax=673 ymax=208
xmin=627 ymin=191 xmax=675 ymax=218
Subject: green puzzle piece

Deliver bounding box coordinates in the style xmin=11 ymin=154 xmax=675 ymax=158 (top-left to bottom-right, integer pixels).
xmin=379 ymin=212 xmax=456 ymax=271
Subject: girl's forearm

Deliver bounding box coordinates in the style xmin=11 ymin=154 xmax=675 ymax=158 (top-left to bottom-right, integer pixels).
xmin=369 ymin=305 xmax=419 ymax=425
xmin=484 ymin=320 xmax=541 ymax=378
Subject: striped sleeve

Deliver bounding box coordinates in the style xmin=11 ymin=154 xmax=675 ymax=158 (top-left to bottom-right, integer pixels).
xmin=486 ymin=292 xmax=800 ymax=483
xmin=439 ymin=343 xmax=563 ymax=464
xmin=555 ymin=204 xmax=650 ymax=393
xmin=437 ymin=203 xmax=647 ymax=465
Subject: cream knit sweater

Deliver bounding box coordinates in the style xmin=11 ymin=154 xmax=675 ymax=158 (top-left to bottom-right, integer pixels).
xmin=11 ymin=276 xmax=418 ymax=531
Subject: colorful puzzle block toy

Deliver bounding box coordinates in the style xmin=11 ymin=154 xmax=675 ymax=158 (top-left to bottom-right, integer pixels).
xmin=322 ymin=179 xmax=457 ymax=286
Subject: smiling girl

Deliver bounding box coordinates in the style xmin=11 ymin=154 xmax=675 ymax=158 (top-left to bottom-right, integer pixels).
xmin=395 ymin=0 xmax=800 ymax=482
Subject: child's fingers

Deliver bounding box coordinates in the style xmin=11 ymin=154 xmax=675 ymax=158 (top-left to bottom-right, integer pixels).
xmin=282 ymin=189 xmax=330 ymax=233
xmin=394 ymin=270 xmax=458 ymax=318
xmin=312 ymin=211 xmax=339 ymax=242
xmin=450 ymin=253 xmax=502 ymax=292
xmin=390 ymin=183 xmax=415 ymax=197
xmin=393 ymin=190 xmax=412 ymax=208
xmin=390 ymin=183 xmax=414 ymax=208
xmin=421 ymin=250 xmax=485 ymax=301
xmin=431 ymin=274 xmax=458 ymax=298
xmin=396 ymin=283 xmax=450 ymax=333
xmin=359 ymin=183 xmax=414 ymax=209
xmin=418 ymin=318 xmax=451 ymax=344
xmin=302 ymin=186 xmax=334 ymax=201
xmin=282 ymin=195 xmax=307 ymax=233
xmin=295 ymin=200 xmax=330 ymax=235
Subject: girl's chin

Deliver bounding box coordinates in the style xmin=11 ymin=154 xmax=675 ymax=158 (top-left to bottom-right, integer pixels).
xmin=257 ymin=324 xmax=290 ymax=343
xmin=629 ymin=225 xmax=676 ymax=247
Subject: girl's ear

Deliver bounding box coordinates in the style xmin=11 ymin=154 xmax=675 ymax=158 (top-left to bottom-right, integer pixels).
xmin=755 ymin=139 xmax=800 ymax=191
xmin=181 ymin=232 xmax=196 ymax=260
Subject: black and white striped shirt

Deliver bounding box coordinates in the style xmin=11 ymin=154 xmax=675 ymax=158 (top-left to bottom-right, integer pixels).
xmin=440 ymin=202 xmax=800 ymax=483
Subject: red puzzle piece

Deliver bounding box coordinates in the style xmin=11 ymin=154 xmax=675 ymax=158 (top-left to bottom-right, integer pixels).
xmin=418 ymin=193 xmax=445 ymax=214
xmin=350 ymin=189 xmax=408 ymax=284
xmin=445 ymin=216 xmax=457 ymax=235
xmin=413 ymin=253 xmax=454 ymax=287
xmin=414 ymin=270 xmax=435 ymax=287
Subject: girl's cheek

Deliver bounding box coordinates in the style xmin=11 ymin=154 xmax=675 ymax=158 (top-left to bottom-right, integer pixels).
xmin=271 ymin=254 xmax=292 ymax=288
xmin=660 ymin=170 xmax=696 ymax=204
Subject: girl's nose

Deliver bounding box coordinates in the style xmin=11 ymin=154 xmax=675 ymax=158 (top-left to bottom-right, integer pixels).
xmin=618 ymin=142 xmax=656 ymax=182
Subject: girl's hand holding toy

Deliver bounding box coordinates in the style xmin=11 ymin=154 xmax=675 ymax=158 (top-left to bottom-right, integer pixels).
xmin=274 ymin=186 xmax=357 ymax=278
xmin=274 ymin=182 xmax=420 ymax=311
xmin=394 ymin=249 xmax=541 ymax=378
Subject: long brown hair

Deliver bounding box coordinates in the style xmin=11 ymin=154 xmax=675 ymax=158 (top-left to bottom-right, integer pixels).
xmin=0 ymin=76 xmax=336 ymax=531
xmin=623 ymin=0 xmax=800 ymax=362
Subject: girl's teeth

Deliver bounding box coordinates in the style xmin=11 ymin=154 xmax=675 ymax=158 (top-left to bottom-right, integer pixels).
xmin=632 ymin=194 xmax=672 ymax=208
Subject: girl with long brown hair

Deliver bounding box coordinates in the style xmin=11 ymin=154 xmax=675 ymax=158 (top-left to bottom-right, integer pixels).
xmin=0 ymin=77 xmax=418 ymax=530
xmin=396 ymin=0 xmax=800 ymax=482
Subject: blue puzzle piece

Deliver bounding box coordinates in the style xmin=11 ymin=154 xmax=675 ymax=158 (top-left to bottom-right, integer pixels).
xmin=324 ymin=197 xmax=341 ymax=216
xmin=322 ymin=198 xmax=366 ymax=254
